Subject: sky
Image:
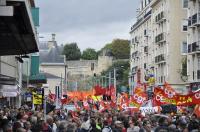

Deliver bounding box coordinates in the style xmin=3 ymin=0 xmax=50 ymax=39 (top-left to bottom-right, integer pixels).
xmin=35 ymin=0 xmax=139 ymax=51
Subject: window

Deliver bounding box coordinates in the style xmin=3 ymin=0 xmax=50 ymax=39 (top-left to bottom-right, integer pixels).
xmin=182 ymin=20 xmax=188 ymax=32
xmin=183 ymin=26 xmax=187 ymax=31
xmin=181 ymin=41 xmax=187 ymax=54
xmin=198 ymin=57 xmax=200 ymax=70
xmin=183 ymin=0 xmax=188 ymax=8
xmin=91 ymin=63 xmax=94 ymax=71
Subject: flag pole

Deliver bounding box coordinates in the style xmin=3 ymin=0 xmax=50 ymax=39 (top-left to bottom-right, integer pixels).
xmin=44 ymin=96 xmax=47 ymax=122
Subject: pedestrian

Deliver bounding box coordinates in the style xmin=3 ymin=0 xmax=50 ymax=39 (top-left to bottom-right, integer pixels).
xmin=102 ymin=120 xmax=112 ymax=132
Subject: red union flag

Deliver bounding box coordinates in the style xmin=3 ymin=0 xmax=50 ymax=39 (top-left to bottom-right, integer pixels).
xmin=153 ymin=87 xmax=200 ymax=106
xmin=153 ymin=87 xmax=176 ymax=106
xmin=163 ymin=82 xmax=177 ymax=98
xmin=131 ymin=91 xmax=147 ymax=108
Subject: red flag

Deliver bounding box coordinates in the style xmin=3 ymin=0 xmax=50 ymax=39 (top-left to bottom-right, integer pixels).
xmin=94 ymin=85 xmax=106 ymax=96
xmin=110 ymin=85 xmax=116 ymax=101
xmin=194 ymin=104 xmax=200 ymax=118
xmin=48 ymin=93 xmax=56 ymax=101
xmin=83 ymin=100 xmax=90 ymax=110
xmin=99 ymin=101 xmax=106 ymax=112
xmin=163 ymin=82 xmax=177 ymax=98
xmin=74 ymin=102 xmax=81 ymax=111
xmin=153 ymin=87 xmax=176 ymax=106
xmin=61 ymin=98 xmax=68 ymax=104
xmin=130 ymin=91 xmax=147 ymax=108
xmin=110 ymin=100 xmax=116 ymax=108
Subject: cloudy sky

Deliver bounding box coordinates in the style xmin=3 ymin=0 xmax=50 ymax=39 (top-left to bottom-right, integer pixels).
xmin=35 ymin=0 xmax=139 ymax=51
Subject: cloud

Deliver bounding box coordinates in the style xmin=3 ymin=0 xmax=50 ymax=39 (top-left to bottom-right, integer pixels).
xmin=36 ymin=0 xmax=139 ymax=50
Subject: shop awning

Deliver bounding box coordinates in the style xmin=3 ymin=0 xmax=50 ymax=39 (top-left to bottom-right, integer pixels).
xmin=0 ymin=0 xmax=39 ymax=55
xmin=29 ymin=73 xmax=47 ymax=84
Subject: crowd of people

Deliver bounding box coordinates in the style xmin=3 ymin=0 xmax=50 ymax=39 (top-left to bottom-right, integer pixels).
xmin=0 ymin=104 xmax=200 ymax=132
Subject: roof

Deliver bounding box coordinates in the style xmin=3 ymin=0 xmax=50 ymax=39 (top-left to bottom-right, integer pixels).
xmin=39 ymin=41 xmax=64 ymax=63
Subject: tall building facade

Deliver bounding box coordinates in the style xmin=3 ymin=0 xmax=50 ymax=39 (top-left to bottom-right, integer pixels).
xmin=187 ymin=0 xmax=200 ymax=91
xmin=130 ymin=0 xmax=188 ymax=92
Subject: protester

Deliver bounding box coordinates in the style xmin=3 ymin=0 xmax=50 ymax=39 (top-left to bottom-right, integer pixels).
xmin=1 ymin=88 xmax=200 ymax=132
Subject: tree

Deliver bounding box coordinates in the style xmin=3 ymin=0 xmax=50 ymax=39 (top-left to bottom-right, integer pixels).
xmin=62 ymin=43 xmax=81 ymax=60
xmin=81 ymin=48 xmax=98 ymax=60
xmin=99 ymin=39 xmax=130 ymax=59
xmin=111 ymin=39 xmax=130 ymax=59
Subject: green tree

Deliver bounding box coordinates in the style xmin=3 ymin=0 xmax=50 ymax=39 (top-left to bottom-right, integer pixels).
xmin=62 ymin=43 xmax=81 ymax=60
xmin=99 ymin=39 xmax=130 ymax=59
xmin=81 ymin=48 xmax=98 ymax=60
xmin=111 ymin=39 xmax=130 ymax=59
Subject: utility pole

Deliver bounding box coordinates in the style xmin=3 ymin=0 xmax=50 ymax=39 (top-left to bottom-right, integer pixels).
xmin=109 ymin=72 xmax=111 ymax=89
xmin=44 ymin=96 xmax=47 ymax=122
xmin=18 ymin=62 xmax=22 ymax=108
xmin=60 ymin=73 xmax=63 ymax=97
xmin=114 ymin=68 xmax=117 ymax=97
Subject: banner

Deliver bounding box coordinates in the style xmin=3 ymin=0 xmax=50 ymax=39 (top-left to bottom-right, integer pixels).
xmin=153 ymin=88 xmax=176 ymax=106
xmin=153 ymin=87 xmax=200 ymax=106
xmin=32 ymin=92 xmax=42 ymax=105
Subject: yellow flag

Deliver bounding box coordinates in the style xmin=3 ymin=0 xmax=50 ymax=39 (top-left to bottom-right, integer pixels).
xmin=32 ymin=92 xmax=42 ymax=105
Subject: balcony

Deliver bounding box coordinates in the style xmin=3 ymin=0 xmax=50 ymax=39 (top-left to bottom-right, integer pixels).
xmin=132 ymin=51 xmax=139 ymax=59
xmin=155 ymin=33 xmax=166 ymax=44
xmin=155 ymin=54 xmax=165 ymax=64
xmin=155 ymin=11 xmax=166 ymax=24
xmin=188 ymin=13 xmax=200 ymax=27
xmin=188 ymin=41 xmax=200 ymax=54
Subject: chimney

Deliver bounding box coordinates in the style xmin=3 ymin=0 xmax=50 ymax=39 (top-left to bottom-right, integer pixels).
xmin=52 ymin=33 xmax=56 ymax=41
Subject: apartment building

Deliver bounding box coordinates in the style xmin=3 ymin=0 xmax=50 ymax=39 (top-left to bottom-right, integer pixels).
xmin=187 ymin=0 xmax=200 ymax=91
xmin=130 ymin=0 xmax=188 ymax=92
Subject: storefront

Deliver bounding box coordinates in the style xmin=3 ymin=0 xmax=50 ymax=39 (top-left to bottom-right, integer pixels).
xmin=0 ymin=84 xmax=19 ymax=107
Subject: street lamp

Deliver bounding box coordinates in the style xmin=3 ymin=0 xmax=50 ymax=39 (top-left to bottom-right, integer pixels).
xmin=113 ymin=66 xmax=126 ymax=97
xmin=64 ymin=64 xmax=68 ymax=94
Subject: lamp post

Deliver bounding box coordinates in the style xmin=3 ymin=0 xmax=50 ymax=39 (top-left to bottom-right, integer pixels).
xmin=64 ymin=65 xmax=68 ymax=94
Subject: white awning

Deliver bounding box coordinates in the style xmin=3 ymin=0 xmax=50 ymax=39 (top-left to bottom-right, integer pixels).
xmin=0 ymin=85 xmax=19 ymax=97
xmin=1 ymin=85 xmax=18 ymax=92
xmin=2 ymin=92 xmax=18 ymax=97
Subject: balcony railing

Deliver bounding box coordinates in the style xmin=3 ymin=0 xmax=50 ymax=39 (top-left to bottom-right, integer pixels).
xmin=132 ymin=51 xmax=139 ymax=59
xmin=188 ymin=41 xmax=200 ymax=53
xmin=155 ymin=11 xmax=166 ymax=24
xmin=188 ymin=12 xmax=200 ymax=27
xmin=155 ymin=33 xmax=166 ymax=43
xmin=155 ymin=54 xmax=165 ymax=64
